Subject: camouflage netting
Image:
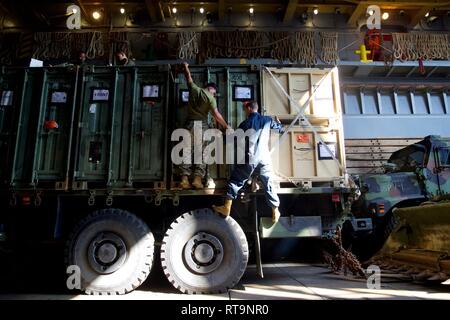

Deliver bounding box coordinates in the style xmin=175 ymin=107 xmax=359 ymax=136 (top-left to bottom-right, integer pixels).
xmin=32 ymin=31 xmax=132 ymax=61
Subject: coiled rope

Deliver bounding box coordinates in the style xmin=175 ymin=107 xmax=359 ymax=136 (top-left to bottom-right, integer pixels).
xmin=393 ymin=32 xmax=450 ymax=61
xmin=320 ymin=32 xmax=339 ymax=65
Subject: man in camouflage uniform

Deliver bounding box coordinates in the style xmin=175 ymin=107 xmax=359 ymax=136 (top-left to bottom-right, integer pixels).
xmin=179 ymin=62 xmax=230 ymax=189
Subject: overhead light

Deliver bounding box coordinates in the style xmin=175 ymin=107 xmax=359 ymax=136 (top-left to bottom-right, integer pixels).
xmin=199 ymin=7 xmax=205 ymax=14
xmin=368 ymin=9 xmax=374 ymax=16
xmin=172 ymin=7 xmax=177 ymax=14
xmin=72 ymin=8 xmax=78 ymax=14
xmin=313 ymin=8 xmax=319 ymax=15
xmin=120 ymin=8 xmax=125 ymax=14
xmin=382 ymin=12 xmax=389 ymax=20
xmin=92 ymin=11 xmax=101 ymax=20
xmin=249 ymin=7 xmax=254 ymax=14
xmin=425 ymin=12 xmax=430 ymax=17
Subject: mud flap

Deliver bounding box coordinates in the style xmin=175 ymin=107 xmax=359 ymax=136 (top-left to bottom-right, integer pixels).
xmin=259 ymin=216 xmax=322 ymax=238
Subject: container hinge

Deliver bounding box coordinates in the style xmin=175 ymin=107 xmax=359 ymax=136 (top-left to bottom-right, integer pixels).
xmin=106 ymin=190 xmax=113 ymax=206
xmin=88 ymin=190 xmax=96 ymax=206
xmin=34 ymin=190 xmax=42 ymax=207
xmin=9 ymin=190 xmax=17 ymax=208
xmin=155 ymin=192 xmax=163 ymax=206
xmin=172 ymin=193 xmax=179 ymax=206
xmin=144 ymin=192 xmax=153 ymax=204
xmin=31 ymin=170 xmax=39 ymax=188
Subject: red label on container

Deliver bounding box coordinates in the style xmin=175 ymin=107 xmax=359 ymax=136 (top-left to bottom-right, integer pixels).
xmin=297 ymin=134 xmax=310 ymax=143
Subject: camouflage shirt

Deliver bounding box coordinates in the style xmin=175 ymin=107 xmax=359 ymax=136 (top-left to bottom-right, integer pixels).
xmin=187 ymin=82 xmax=217 ymax=121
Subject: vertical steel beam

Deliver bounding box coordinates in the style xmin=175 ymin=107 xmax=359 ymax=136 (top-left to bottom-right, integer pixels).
xmin=359 ymin=88 xmax=365 ymax=114
xmin=393 ymin=90 xmax=399 ymax=114
xmin=426 ymin=90 xmax=432 ymax=114
xmin=376 ymin=88 xmax=382 ymax=114
xmin=443 ymin=90 xmax=449 ymax=115
xmin=409 ymin=89 xmax=416 ymax=114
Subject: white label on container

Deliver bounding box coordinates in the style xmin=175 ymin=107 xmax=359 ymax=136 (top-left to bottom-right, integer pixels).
xmin=143 ymin=85 xmax=160 ymax=98
xmin=51 ymin=91 xmax=67 ymax=104
xmin=235 ymin=86 xmax=252 ymax=99
xmin=318 ymin=143 xmax=336 ymax=159
xmin=89 ymin=104 xmax=97 ymax=113
xmin=92 ymin=89 xmax=109 ymax=101
xmin=0 ymin=90 xmax=13 ymax=106
xmin=181 ymin=90 xmax=189 ymax=103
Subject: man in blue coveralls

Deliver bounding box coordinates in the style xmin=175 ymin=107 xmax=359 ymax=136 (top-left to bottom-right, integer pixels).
xmin=213 ymin=100 xmax=284 ymax=223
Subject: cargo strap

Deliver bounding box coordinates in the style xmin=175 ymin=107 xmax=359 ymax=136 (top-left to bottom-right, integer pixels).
xmin=263 ymin=66 xmax=348 ymax=178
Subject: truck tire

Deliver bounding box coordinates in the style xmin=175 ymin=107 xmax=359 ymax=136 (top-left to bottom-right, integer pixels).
xmin=161 ymin=208 xmax=248 ymax=294
xmin=65 ymin=208 xmax=154 ymax=295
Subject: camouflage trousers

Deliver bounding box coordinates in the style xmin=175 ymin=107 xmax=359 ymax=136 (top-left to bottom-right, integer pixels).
xmin=178 ymin=120 xmax=209 ymax=178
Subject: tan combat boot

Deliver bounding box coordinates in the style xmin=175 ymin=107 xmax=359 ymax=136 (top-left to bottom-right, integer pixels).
xmin=212 ymin=199 xmax=232 ymax=217
xmin=272 ymin=207 xmax=281 ymax=223
xmin=191 ymin=175 xmax=204 ymax=189
xmin=180 ymin=175 xmax=191 ymax=189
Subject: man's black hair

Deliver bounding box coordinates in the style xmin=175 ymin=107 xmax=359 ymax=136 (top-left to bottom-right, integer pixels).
xmin=205 ymin=82 xmax=217 ymax=91
xmin=244 ymin=100 xmax=258 ymax=110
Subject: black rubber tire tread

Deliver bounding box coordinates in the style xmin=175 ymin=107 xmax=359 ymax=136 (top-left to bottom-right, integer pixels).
xmin=65 ymin=208 xmax=154 ymax=295
xmin=160 ymin=208 xmax=249 ymax=294
xmin=382 ymin=212 xmax=400 ymax=241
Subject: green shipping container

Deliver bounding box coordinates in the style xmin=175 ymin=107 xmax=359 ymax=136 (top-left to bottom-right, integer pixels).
xmin=9 ymin=67 xmax=77 ymax=189
xmin=0 ymin=68 xmax=23 ymax=187
xmin=172 ymin=66 xmax=260 ymax=188
xmin=73 ymin=66 xmax=168 ymax=189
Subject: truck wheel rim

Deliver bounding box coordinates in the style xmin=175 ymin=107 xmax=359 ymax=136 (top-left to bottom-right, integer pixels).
xmin=87 ymin=232 xmax=127 ymax=274
xmin=184 ymin=232 xmax=224 ymax=274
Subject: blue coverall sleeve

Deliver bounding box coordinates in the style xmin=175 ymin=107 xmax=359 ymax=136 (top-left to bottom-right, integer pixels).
xmin=270 ymin=118 xmax=285 ymax=134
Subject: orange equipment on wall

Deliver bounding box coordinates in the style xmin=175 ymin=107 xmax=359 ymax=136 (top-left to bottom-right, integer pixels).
xmin=364 ymin=29 xmax=392 ymax=62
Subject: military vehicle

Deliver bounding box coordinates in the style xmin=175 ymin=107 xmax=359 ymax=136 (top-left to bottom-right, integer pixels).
xmin=348 ymin=135 xmax=450 ymax=260
xmin=0 ymin=65 xmax=362 ymax=295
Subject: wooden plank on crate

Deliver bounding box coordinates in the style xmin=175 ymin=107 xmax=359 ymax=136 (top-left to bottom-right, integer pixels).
xmin=347 ymin=167 xmax=384 ymax=174
xmin=345 ymin=139 xmax=421 ymax=147
xmin=346 ymin=153 xmax=391 ymax=160
xmin=345 ymin=146 xmax=404 ymax=154
xmin=346 ymin=160 xmax=386 ymax=168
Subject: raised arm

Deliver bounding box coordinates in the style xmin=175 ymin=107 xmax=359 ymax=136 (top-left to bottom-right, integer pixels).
xmin=212 ymin=108 xmax=231 ymax=130
xmin=183 ymin=62 xmax=193 ymax=86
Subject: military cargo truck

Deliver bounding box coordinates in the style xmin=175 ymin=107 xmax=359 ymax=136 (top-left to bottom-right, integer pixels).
xmin=349 ymin=135 xmax=450 ymax=259
xmin=0 ymin=65 xmax=358 ymax=295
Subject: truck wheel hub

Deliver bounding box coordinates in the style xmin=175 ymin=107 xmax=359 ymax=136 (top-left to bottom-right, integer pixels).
xmin=88 ymin=232 xmax=127 ymax=274
xmin=184 ymin=232 xmax=223 ymax=274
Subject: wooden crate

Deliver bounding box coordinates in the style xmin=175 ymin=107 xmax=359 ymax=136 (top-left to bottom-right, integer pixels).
xmin=262 ymin=67 xmax=342 ymax=119
xmin=344 ymin=138 xmax=422 ymax=175
xmin=270 ymin=127 xmax=346 ymax=186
